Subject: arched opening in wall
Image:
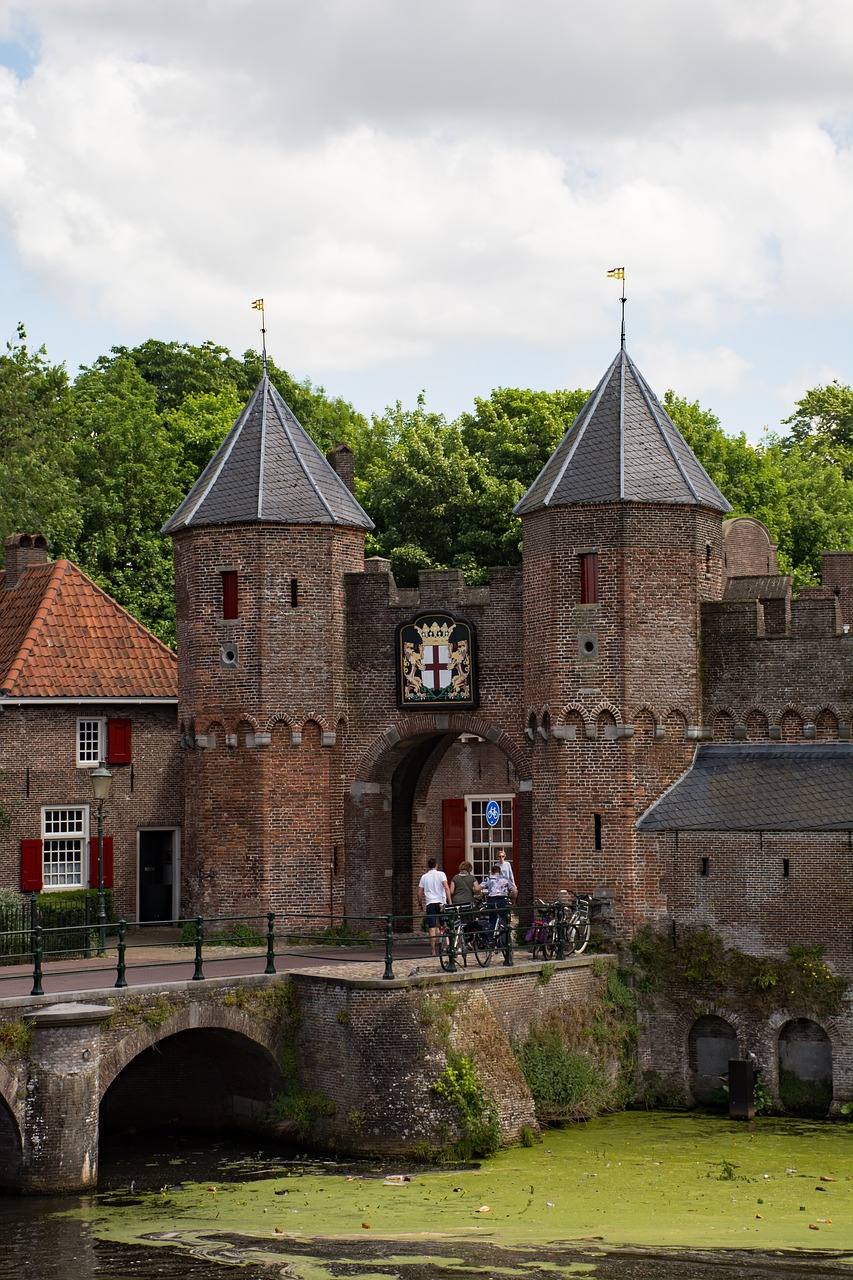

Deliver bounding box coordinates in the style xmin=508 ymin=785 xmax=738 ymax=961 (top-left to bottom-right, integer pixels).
xmin=347 ymin=728 xmax=526 ymax=923
xmin=665 ymin=709 xmax=687 ymax=740
xmin=563 ymin=710 xmax=585 ymax=740
xmin=0 ymin=1093 xmax=21 ymax=1190
xmin=712 ymin=711 xmax=734 ymax=741
xmin=688 ymin=1015 xmax=738 ymax=1106
xmin=100 ymin=1029 xmax=287 ymax=1151
xmin=745 ymin=709 xmax=769 ymax=740
xmin=634 ymin=708 xmax=655 ymax=740
xmin=816 ymin=709 xmax=839 ymax=740
xmin=596 ymin=710 xmax=617 ymax=740
xmin=777 ymin=1019 xmax=833 ymax=1115
xmin=780 ymin=709 xmax=804 ymax=741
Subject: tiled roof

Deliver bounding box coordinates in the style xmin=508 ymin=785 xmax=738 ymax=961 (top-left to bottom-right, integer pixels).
xmin=0 ymin=561 xmax=177 ymax=699
xmin=723 ymin=575 xmax=792 ymax=601
xmin=637 ymin=744 xmax=853 ymax=832
xmin=514 ymin=349 xmax=732 ymax=516
xmin=162 ymin=374 xmax=374 ymax=533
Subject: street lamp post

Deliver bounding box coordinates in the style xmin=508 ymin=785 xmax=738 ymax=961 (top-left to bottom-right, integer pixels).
xmin=90 ymin=764 xmax=113 ymax=956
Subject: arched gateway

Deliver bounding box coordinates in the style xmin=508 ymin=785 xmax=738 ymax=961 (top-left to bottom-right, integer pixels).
xmin=163 ymin=348 xmax=730 ymax=929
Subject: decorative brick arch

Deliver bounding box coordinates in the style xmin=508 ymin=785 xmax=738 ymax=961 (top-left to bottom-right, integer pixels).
xmin=779 ymin=707 xmax=805 ymax=739
xmin=352 ymin=713 xmax=529 ymax=785
xmin=98 ymin=1005 xmax=282 ymax=1099
xmin=712 ymin=708 xmax=736 ymax=740
xmin=745 ymin=708 xmax=769 ymax=739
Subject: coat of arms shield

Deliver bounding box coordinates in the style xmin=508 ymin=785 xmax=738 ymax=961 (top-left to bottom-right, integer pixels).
xmin=395 ymin=612 xmax=478 ymax=709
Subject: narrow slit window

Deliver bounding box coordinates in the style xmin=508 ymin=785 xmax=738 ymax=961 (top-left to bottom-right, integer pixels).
xmin=705 ymin=543 xmax=712 ymax=576
xmin=579 ymin=553 xmax=599 ymax=605
xmin=593 ymin=813 xmax=602 ymax=850
xmin=782 ymin=858 xmax=790 ymax=878
xmin=221 ymin=571 xmax=239 ymax=620
xmin=700 ymin=857 xmax=710 ymax=877
xmin=290 ymin=578 xmax=298 ymax=608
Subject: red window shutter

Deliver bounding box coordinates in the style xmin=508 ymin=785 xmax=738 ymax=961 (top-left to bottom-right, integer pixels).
xmin=221 ymin=570 xmax=239 ymax=619
xmin=580 ymin=552 xmax=599 ymax=604
xmin=21 ymin=839 xmax=43 ymax=892
xmin=107 ymin=718 xmax=132 ymax=765
xmin=89 ymin=836 xmax=114 ymax=889
xmin=442 ymin=797 xmax=465 ymax=883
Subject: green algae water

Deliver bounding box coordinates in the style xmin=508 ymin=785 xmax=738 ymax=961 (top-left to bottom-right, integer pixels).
xmin=5 ymin=1114 xmax=853 ymax=1279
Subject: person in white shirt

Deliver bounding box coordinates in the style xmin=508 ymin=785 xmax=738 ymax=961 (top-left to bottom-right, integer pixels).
xmin=417 ymin=857 xmax=451 ymax=956
xmin=496 ymin=849 xmax=518 ymax=902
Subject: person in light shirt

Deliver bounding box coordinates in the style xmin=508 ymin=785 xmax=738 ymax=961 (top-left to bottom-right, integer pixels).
xmin=417 ymin=857 xmax=451 ymax=956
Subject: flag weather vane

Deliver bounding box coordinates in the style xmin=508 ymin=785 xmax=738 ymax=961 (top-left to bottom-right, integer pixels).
xmin=252 ymin=298 xmax=267 ymax=373
xmin=607 ymin=268 xmax=626 ymax=349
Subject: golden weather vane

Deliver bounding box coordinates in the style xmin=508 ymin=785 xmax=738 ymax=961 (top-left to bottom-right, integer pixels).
xmin=251 ymin=298 xmax=267 ymax=373
xmin=607 ymin=268 xmax=626 ymax=349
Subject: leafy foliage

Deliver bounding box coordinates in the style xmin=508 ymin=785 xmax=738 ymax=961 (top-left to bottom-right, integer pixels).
xmin=630 ymin=927 xmax=847 ymax=1019
xmin=432 ymin=1054 xmax=500 ymax=1159
xmin=6 ymin=321 xmax=853 ymax=644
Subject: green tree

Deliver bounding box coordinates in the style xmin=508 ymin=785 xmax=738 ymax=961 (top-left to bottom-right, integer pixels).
xmin=458 ymin=386 xmax=589 ymax=487
xmin=783 ymin=381 xmax=853 ymax=462
xmin=0 ymin=325 xmax=80 ymax=559
xmin=69 ymin=356 xmax=183 ymax=644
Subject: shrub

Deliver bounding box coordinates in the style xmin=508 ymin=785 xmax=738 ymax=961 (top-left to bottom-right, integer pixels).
xmin=432 ymin=1055 xmax=500 ymax=1159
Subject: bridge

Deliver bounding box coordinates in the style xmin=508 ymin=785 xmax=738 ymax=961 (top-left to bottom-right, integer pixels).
xmin=0 ymin=938 xmax=606 ymax=1193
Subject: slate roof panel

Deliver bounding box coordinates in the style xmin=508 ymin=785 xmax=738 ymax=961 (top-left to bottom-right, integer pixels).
xmin=636 ymin=744 xmax=853 ymax=832
xmin=723 ymin=575 xmax=793 ymax=601
xmin=163 ymin=375 xmax=373 ymax=533
xmin=0 ymin=561 xmax=177 ymax=699
xmin=514 ymin=349 xmax=732 ymax=516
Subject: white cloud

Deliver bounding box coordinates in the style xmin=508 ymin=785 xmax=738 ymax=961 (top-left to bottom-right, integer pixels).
xmin=0 ymin=0 xmax=850 ymax=423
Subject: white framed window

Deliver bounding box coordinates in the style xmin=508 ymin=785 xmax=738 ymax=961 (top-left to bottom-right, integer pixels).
xmin=41 ymin=806 xmax=89 ymax=888
xmin=465 ymin=794 xmax=515 ymax=883
xmin=76 ymin=718 xmax=105 ymax=767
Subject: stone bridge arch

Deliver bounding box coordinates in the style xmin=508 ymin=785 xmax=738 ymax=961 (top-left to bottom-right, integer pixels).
xmin=99 ymin=1003 xmax=287 ymax=1141
xmin=347 ymin=714 xmax=530 ymax=920
xmin=0 ymin=1061 xmax=22 ymax=1191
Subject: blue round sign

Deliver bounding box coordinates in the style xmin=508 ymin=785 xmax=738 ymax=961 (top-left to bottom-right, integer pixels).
xmin=485 ymin=800 xmax=501 ymax=828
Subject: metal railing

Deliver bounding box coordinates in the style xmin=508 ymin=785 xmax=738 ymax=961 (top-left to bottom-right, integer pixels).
xmin=0 ymin=898 xmax=599 ymax=996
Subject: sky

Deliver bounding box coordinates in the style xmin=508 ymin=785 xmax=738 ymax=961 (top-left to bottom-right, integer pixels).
xmin=0 ymin=1 xmax=852 ymax=441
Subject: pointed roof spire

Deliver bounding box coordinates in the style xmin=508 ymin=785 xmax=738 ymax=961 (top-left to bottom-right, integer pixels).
xmin=514 ymin=349 xmax=732 ymax=516
xmin=162 ymin=375 xmax=374 ymax=533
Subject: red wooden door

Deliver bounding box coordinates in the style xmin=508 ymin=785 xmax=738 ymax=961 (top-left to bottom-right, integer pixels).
xmin=442 ymin=797 xmax=465 ymax=883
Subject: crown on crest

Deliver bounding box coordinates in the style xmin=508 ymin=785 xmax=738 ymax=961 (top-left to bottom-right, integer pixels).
xmin=415 ymin=619 xmax=455 ymax=646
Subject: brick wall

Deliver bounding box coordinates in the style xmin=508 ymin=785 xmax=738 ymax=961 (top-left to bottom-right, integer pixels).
xmin=0 ymin=704 xmax=181 ymax=919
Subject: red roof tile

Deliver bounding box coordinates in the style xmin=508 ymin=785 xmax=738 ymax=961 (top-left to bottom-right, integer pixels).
xmin=0 ymin=560 xmax=177 ymax=698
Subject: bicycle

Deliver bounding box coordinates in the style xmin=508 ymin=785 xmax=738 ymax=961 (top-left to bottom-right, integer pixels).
xmin=527 ymin=899 xmax=558 ymax=959
xmin=472 ymin=898 xmax=512 ymax=967
xmin=437 ymin=905 xmax=473 ymax=971
xmin=564 ymin=892 xmax=593 ymax=955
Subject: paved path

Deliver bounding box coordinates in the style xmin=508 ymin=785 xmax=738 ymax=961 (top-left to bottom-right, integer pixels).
xmin=0 ymin=935 xmax=440 ymax=1001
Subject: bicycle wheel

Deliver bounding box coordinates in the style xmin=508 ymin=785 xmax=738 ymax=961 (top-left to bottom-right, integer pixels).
xmin=572 ymin=919 xmax=591 ymax=954
xmin=456 ymin=925 xmax=469 ymax=968
xmin=437 ymin=930 xmax=452 ymax=971
xmin=472 ymin=922 xmax=494 ymax=967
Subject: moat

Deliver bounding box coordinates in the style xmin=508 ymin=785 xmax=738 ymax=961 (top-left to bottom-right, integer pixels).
xmin=2 ymin=1113 xmax=852 ymax=1280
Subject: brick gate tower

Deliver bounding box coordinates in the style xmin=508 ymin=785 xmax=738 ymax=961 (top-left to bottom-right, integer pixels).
xmin=515 ymin=349 xmax=732 ymax=929
xmin=163 ymin=374 xmax=373 ymax=917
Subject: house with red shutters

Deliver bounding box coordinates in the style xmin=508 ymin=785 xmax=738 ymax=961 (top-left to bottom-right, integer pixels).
xmin=0 ymin=534 xmax=181 ymax=922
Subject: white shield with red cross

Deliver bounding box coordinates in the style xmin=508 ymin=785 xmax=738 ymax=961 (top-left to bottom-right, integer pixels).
xmin=422 ymin=643 xmax=452 ymax=691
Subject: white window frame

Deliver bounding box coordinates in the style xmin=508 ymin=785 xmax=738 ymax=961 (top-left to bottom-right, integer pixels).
xmin=465 ymin=793 xmax=515 ymax=883
xmin=76 ymin=717 xmax=106 ymax=768
xmin=41 ymin=805 xmax=90 ymax=889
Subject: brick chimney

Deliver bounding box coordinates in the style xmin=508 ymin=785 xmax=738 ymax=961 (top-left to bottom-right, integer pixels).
xmin=4 ymin=534 xmax=48 ymax=589
xmin=326 ymin=443 xmax=355 ymax=494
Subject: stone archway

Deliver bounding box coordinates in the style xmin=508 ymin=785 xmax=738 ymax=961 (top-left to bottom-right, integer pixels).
xmin=688 ymin=1014 xmax=739 ymax=1105
xmin=100 ymin=1026 xmax=287 ymax=1139
xmin=777 ymin=1019 xmax=833 ymax=1114
xmin=347 ymin=717 xmax=530 ymax=922
xmin=0 ymin=1090 xmax=22 ymax=1191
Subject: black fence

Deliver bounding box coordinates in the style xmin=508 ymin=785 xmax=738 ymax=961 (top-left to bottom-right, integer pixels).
xmin=0 ymin=896 xmax=601 ymax=997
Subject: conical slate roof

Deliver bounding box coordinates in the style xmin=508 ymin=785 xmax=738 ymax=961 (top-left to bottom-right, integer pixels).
xmin=162 ymin=375 xmax=374 ymax=533
xmin=514 ymin=349 xmax=731 ymax=516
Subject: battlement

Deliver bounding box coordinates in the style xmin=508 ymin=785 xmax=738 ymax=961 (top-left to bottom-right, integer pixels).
xmin=344 ymin=560 xmax=523 ymax=682
xmin=703 ymin=591 xmax=843 ymax=642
